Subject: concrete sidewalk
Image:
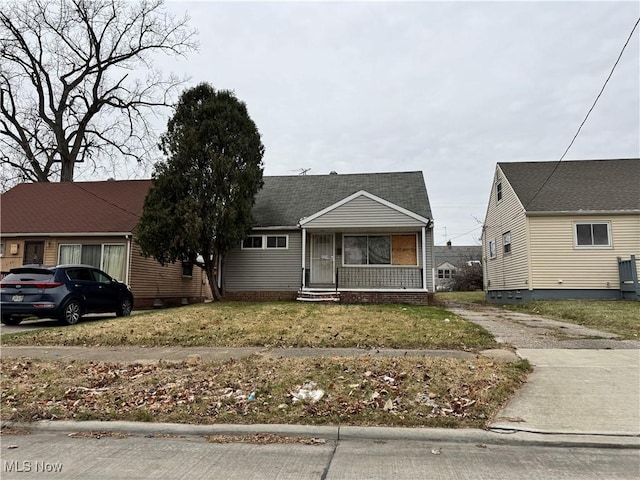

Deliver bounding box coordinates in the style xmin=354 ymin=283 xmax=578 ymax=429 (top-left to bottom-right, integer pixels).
xmin=490 ymin=349 xmax=640 ymax=436
xmin=0 ymin=345 xmax=508 ymax=364
xmin=2 ymin=304 xmax=639 ymax=448
xmin=447 ymin=304 xmax=640 ymax=440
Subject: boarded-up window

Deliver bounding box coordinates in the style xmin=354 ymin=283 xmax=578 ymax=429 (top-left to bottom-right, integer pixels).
xmin=392 ymin=235 xmax=417 ymax=265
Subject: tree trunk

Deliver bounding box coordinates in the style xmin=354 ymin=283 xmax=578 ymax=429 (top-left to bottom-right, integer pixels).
xmin=205 ymin=254 xmax=223 ymax=301
xmin=59 ymin=160 xmax=75 ymax=182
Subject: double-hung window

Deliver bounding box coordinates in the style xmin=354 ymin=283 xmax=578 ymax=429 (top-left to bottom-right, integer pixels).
xmin=488 ymin=239 xmax=496 ymax=259
xmin=437 ymin=268 xmax=455 ymax=279
xmin=575 ymin=222 xmax=611 ymax=247
xmin=502 ymin=232 xmax=511 ymax=254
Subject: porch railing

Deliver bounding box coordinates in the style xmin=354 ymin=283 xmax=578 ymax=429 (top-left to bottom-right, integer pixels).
xmin=336 ymin=267 xmax=423 ymax=289
xmin=618 ymin=255 xmax=639 ymax=300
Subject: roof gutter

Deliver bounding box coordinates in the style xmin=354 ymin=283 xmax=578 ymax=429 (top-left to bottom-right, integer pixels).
xmin=0 ymin=232 xmax=133 ymax=238
xmin=526 ymin=210 xmax=640 ymax=217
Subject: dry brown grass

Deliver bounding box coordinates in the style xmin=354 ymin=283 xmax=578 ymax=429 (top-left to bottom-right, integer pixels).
xmin=1 ymin=302 xmax=499 ymax=351
xmin=1 ymin=355 xmax=530 ymax=429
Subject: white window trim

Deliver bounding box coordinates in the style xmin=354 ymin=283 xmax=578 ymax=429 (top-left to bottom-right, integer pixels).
xmin=342 ymin=233 xmax=419 ymax=268
xmin=573 ymin=222 xmax=613 ymax=249
xmin=241 ymin=234 xmax=289 ymax=250
xmin=58 ymin=243 xmax=127 ymax=280
xmin=496 ymin=182 xmax=503 ymax=202
xmin=503 ymin=232 xmax=511 ymax=254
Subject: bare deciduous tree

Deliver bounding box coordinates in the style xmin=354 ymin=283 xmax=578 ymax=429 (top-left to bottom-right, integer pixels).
xmin=0 ymin=0 xmax=198 ymax=185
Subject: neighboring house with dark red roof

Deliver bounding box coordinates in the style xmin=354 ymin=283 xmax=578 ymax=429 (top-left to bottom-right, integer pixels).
xmin=482 ymin=158 xmax=640 ymax=303
xmin=1 ymin=170 xmax=436 ymax=306
xmin=0 ymin=180 xmax=210 ymax=308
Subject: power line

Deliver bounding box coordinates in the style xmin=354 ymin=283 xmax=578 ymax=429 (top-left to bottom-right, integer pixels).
xmin=482 ymin=16 xmax=640 ymax=235
xmin=70 ymin=181 xmax=142 ymax=219
xmin=522 ymin=16 xmax=640 ymax=212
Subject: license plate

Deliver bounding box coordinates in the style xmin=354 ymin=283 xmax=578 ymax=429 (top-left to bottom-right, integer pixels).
xmin=11 ymin=295 xmax=24 ymax=302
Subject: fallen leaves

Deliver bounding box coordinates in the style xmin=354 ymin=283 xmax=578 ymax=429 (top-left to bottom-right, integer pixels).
xmin=0 ymin=356 xmax=530 ymax=428
xmin=206 ymin=433 xmax=326 ymax=445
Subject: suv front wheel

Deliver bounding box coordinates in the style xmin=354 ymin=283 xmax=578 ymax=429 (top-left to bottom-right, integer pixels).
xmin=59 ymin=299 xmax=82 ymax=326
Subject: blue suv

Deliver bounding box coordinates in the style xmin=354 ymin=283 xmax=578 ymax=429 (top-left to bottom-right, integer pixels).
xmin=1 ymin=264 xmax=134 ymax=326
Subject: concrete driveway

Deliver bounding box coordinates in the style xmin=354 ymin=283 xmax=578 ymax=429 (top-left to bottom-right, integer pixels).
xmin=447 ymin=303 xmax=640 ymax=437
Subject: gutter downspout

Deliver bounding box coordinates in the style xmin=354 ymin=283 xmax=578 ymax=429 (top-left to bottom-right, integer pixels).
xmin=125 ymin=235 xmax=132 ymax=286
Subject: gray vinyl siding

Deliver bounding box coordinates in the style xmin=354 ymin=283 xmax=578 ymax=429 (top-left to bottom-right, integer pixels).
xmin=303 ymin=195 xmax=426 ymax=229
xmin=225 ymin=230 xmax=302 ymax=291
xmin=304 ymin=229 xmax=435 ymax=291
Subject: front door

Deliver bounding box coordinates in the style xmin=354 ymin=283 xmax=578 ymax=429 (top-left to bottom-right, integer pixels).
xmin=311 ymin=234 xmax=334 ymax=285
xmin=24 ymin=241 xmax=44 ymax=265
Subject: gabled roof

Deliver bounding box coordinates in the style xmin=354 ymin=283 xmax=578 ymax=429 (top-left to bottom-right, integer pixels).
xmin=299 ymin=190 xmax=431 ymax=226
xmin=1 ymin=171 xmax=432 ymax=235
xmin=1 ymin=180 xmax=151 ymax=235
xmin=433 ymin=245 xmax=482 ymax=268
xmin=252 ymin=171 xmax=432 ymax=227
xmin=498 ymin=158 xmax=640 ymax=213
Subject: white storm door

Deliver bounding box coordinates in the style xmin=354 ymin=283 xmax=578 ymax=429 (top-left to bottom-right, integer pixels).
xmin=311 ymin=234 xmax=334 ymax=284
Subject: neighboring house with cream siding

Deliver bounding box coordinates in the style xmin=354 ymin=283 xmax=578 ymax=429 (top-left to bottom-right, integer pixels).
xmin=482 ymin=158 xmax=640 ymax=303
xmin=0 ymin=180 xmax=210 ymax=308
xmin=224 ymin=171 xmax=435 ymax=304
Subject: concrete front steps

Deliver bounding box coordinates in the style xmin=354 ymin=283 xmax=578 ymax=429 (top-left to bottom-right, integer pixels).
xmin=296 ymin=290 xmax=341 ymax=302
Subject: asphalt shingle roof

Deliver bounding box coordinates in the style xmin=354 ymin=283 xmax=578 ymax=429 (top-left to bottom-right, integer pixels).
xmin=498 ymin=158 xmax=640 ymax=213
xmin=1 ymin=171 xmax=432 ymax=234
xmin=252 ymin=171 xmax=432 ymax=227
xmin=433 ymin=245 xmax=482 ymax=268
xmin=1 ymin=180 xmax=151 ymax=234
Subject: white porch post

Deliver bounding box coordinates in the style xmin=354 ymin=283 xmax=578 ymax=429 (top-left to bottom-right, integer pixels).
xmin=301 ymin=228 xmax=307 ymax=288
xmin=422 ymin=226 xmax=428 ymax=291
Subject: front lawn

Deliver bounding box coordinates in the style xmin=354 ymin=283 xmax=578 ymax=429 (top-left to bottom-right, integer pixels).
xmin=1 ymin=356 xmax=530 ymax=429
xmin=1 ymin=302 xmax=499 ymax=351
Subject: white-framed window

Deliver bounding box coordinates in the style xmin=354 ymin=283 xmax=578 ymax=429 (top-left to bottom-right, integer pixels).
xmin=242 ymin=236 xmax=263 ymax=249
xmin=488 ymin=239 xmax=496 ymax=259
xmin=496 ymin=182 xmax=503 ymax=202
xmin=266 ymin=235 xmax=288 ymax=249
xmin=0 ymin=240 xmax=4 ymax=257
xmin=58 ymin=243 xmax=126 ymax=281
xmin=575 ymin=222 xmax=611 ymax=248
xmin=503 ymin=232 xmax=511 ymax=254
xmin=437 ymin=268 xmax=455 ymax=279
xmin=242 ymin=235 xmax=288 ymax=250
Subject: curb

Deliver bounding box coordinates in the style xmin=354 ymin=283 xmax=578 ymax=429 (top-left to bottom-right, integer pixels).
xmin=3 ymin=420 xmax=639 ymax=449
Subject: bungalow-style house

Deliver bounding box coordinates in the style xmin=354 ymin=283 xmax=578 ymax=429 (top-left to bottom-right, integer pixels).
xmin=0 ymin=180 xmax=210 ymax=308
xmin=1 ymin=170 xmax=435 ymax=306
xmin=433 ymin=242 xmax=482 ymax=291
xmin=482 ymin=158 xmax=640 ymax=303
xmin=224 ymin=171 xmax=435 ymax=304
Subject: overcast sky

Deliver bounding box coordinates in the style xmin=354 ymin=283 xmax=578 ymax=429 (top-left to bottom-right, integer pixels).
xmin=128 ymin=1 xmax=640 ymax=245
